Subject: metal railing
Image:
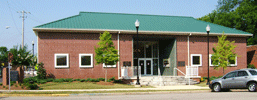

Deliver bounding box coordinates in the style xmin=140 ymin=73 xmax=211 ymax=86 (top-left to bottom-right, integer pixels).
xmin=186 ymin=66 xmax=199 ymax=77
xmin=173 ymin=67 xmax=186 ymax=76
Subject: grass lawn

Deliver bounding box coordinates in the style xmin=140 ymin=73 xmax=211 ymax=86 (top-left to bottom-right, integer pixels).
xmin=194 ymin=81 xmax=209 ymax=87
xmin=39 ymin=82 xmax=152 ymax=90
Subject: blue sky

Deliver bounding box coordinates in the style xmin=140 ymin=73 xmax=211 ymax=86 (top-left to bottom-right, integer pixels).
xmin=0 ymin=0 xmax=218 ymax=54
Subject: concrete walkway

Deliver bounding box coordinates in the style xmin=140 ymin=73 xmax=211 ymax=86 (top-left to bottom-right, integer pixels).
xmin=0 ymin=85 xmax=209 ymax=92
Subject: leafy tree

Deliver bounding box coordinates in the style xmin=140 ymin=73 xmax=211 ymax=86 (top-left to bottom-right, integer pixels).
xmin=198 ymin=0 xmax=257 ymax=45
xmin=95 ymin=31 xmax=119 ymax=82
xmin=212 ymin=33 xmax=237 ymax=75
xmin=36 ymin=62 xmax=46 ymax=79
xmin=9 ymin=45 xmax=33 ymax=69
xmin=0 ymin=46 xmax=8 ymax=63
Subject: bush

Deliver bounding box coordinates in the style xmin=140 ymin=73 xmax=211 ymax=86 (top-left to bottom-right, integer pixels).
xmin=248 ymin=64 xmax=256 ymax=69
xmin=36 ymin=62 xmax=47 ymax=79
xmin=0 ymin=83 xmax=2 ymax=86
xmin=97 ymin=78 xmax=105 ymax=81
xmin=74 ymin=79 xmax=81 ymax=81
xmin=23 ymin=77 xmax=38 ymax=84
xmin=79 ymin=79 xmax=86 ymax=82
xmin=113 ymin=79 xmax=122 ymax=83
xmin=65 ymin=78 xmax=73 ymax=82
xmin=108 ymin=77 xmax=115 ymax=81
xmin=53 ymin=79 xmax=63 ymax=83
xmin=15 ymin=84 xmax=18 ymax=87
xmin=37 ymin=79 xmax=47 ymax=84
xmin=46 ymin=78 xmax=54 ymax=82
xmin=27 ymin=84 xmax=38 ymax=90
xmin=85 ymin=78 xmax=92 ymax=82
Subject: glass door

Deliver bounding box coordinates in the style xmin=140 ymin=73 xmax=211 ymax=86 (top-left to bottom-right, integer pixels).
xmin=138 ymin=58 xmax=153 ymax=76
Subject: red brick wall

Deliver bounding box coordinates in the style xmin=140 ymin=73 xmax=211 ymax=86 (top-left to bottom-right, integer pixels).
xmin=247 ymin=45 xmax=257 ymax=68
xmin=38 ymin=32 xmax=133 ymax=79
xmin=38 ymin=32 xmax=247 ymax=79
xmin=177 ymin=36 xmax=247 ymax=77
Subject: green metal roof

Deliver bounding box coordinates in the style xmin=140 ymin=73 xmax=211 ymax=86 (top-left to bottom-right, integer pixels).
xmin=34 ymin=12 xmax=251 ymax=35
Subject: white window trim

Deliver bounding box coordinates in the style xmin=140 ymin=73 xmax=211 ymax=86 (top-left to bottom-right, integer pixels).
xmin=103 ymin=62 xmax=117 ymax=68
xmin=55 ymin=53 xmax=69 ymax=68
xmin=229 ymin=56 xmax=237 ymax=66
xmin=191 ymin=54 xmax=202 ymax=66
xmin=209 ymin=54 xmax=214 ymax=66
xmin=79 ymin=54 xmax=93 ymax=68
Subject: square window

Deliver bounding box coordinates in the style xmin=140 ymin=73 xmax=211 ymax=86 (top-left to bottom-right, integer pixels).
xmin=79 ymin=54 xmax=93 ymax=68
xmin=229 ymin=56 xmax=237 ymax=66
xmin=55 ymin=54 xmax=69 ymax=68
xmin=191 ymin=54 xmax=202 ymax=66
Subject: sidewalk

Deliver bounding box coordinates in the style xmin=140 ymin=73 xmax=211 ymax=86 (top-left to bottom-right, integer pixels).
xmin=0 ymin=85 xmax=209 ymax=92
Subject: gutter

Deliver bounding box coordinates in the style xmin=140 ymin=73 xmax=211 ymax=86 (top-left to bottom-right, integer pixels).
xmin=32 ymin=28 xmax=253 ymax=37
xmin=118 ymin=31 xmax=120 ymax=79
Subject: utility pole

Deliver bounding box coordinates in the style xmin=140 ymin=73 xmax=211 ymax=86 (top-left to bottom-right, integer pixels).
xmin=17 ymin=11 xmax=30 ymax=49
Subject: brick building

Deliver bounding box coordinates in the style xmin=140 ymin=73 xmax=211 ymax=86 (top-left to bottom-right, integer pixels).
xmin=33 ymin=12 xmax=252 ymax=80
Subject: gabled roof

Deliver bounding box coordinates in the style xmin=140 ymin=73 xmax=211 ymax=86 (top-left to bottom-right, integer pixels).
xmin=33 ymin=12 xmax=252 ymax=36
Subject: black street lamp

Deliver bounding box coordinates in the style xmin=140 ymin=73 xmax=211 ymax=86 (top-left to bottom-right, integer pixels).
xmin=135 ymin=19 xmax=140 ymax=85
xmin=206 ymin=25 xmax=210 ymax=85
xmin=32 ymin=40 xmax=34 ymax=76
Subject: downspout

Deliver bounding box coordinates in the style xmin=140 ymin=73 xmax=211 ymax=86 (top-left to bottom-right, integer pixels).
xmin=188 ymin=33 xmax=192 ymax=67
xmin=118 ymin=31 xmax=120 ymax=79
xmin=188 ymin=33 xmax=191 ymax=85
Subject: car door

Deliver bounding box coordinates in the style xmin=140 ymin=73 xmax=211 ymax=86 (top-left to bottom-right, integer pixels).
xmin=222 ymin=71 xmax=237 ymax=89
xmin=234 ymin=71 xmax=249 ymax=88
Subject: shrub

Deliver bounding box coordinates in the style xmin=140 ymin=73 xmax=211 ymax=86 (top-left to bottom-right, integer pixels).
xmin=108 ymin=77 xmax=115 ymax=81
xmin=15 ymin=84 xmax=18 ymax=87
xmin=66 ymin=78 xmax=73 ymax=82
xmin=90 ymin=79 xmax=99 ymax=82
xmin=85 ymin=78 xmax=92 ymax=82
xmin=248 ymin=64 xmax=256 ymax=69
xmin=74 ymin=79 xmax=81 ymax=81
xmin=38 ymin=79 xmax=47 ymax=84
xmin=79 ymin=79 xmax=86 ymax=82
xmin=0 ymin=83 xmax=2 ymax=86
xmin=53 ymin=79 xmax=63 ymax=83
xmin=46 ymin=78 xmax=54 ymax=82
xmin=97 ymin=78 xmax=105 ymax=81
xmin=36 ymin=62 xmax=47 ymax=79
xmin=113 ymin=80 xmax=122 ymax=83
xmin=3 ymin=86 xmax=5 ymax=88
xmin=27 ymin=84 xmax=38 ymax=90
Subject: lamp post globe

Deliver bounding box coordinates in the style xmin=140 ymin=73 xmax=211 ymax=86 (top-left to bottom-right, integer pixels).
xmin=135 ymin=19 xmax=140 ymax=85
xmin=206 ymin=25 xmax=210 ymax=85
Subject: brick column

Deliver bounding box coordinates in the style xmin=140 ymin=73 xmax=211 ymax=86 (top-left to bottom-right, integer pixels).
xmin=2 ymin=68 xmax=9 ymax=86
xmin=16 ymin=66 xmax=24 ymax=83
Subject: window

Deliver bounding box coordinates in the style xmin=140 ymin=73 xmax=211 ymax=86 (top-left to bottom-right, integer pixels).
xmin=228 ymin=56 xmax=237 ymax=66
xmin=79 ymin=54 xmax=93 ymax=68
xmin=237 ymin=71 xmax=248 ymax=77
xmin=103 ymin=61 xmax=116 ymax=67
xmin=191 ymin=54 xmax=202 ymax=66
xmin=209 ymin=54 xmax=214 ymax=66
xmin=249 ymin=70 xmax=257 ymax=75
xmin=224 ymin=72 xmax=236 ymax=79
xmin=55 ymin=54 xmax=69 ymax=68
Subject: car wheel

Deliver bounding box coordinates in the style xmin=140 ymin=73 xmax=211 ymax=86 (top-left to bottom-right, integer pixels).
xmin=248 ymin=82 xmax=257 ymax=92
xmin=212 ymin=83 xmax=221 ymax=92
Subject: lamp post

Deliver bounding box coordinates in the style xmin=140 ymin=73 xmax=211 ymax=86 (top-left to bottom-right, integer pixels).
xmin=206 ymin=25 xmax=210 ymax=85
xmin=135 ymin=19 xmax=140 ymax=85
xmin=32 ymin=40 xmax=34 ymax=76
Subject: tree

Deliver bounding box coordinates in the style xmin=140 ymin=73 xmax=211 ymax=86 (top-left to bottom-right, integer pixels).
xmin=0 ymin=46 xmax=8 ymax=63
xmin=198 ymin=0 xmax=257 ymax=45
xmin=9 ymin=45 xmax=33 ymax=69
xmin=95 ymin=31 xmax=119 ymax=82
xmin=212 ymin=33 xmax=237 ymax=75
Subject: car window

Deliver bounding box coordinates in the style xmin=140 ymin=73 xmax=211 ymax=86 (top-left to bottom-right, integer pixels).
xmin=237 ymin=71 xmax=248 ymax=77
xmin=249 ymin=70 xmax=257 ymax=75
xmin=224 ymin=72 xmax=236 ymax=79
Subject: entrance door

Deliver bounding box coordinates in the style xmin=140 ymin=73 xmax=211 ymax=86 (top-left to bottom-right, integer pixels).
xmin=138 ymin=58 xmax=153 ymax=76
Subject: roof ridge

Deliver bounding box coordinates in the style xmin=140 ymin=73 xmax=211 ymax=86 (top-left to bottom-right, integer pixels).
xmin=34 ymin=14 xmax=80 ymax=28
xmin=79 ymin=11 xmax=194 ymax=18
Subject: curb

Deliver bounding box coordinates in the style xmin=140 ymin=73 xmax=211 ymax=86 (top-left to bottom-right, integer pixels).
xmin=0 ymin=94 xmax=69 ymax=97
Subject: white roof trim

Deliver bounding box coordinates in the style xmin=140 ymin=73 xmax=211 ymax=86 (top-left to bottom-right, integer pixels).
xmin=32 ymin=28 xmax=253 ymax=37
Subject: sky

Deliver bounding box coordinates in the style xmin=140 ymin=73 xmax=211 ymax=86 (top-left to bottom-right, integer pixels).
xmin=0 ymin=0 xmax=219 ymax=55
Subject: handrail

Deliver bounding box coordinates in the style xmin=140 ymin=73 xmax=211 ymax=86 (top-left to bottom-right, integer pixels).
xmin=173 ymin=68 xmax=186 ymax=76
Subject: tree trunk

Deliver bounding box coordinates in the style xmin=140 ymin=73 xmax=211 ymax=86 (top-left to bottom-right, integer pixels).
xmin=223 ymin=67 xmax=225 ymax=75
xmin=105 ymin=68 xmax=107 ymax=82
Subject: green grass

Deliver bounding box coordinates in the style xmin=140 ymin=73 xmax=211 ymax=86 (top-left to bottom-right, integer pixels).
xmin=39 ymin=82 xmax=152 ymax=90
xmin=194 ymin=81 xmax=208 ymax=87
